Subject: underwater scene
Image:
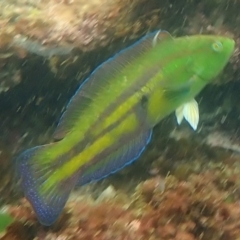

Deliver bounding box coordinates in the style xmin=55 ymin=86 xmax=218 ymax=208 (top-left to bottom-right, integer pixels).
xmin=0 ymin=0 xmax=240 ymax=239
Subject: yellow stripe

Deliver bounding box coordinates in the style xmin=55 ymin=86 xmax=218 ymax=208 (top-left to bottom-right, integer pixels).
xmin=40 ymin=72 xmax=164 ymax=195
xmin=92 ymin=90 xmax=141 ymax=136
xmin=43 ymin=112 xmax=139 ymax=191
xmin=40 ymin=77 xmax=145 ymax=161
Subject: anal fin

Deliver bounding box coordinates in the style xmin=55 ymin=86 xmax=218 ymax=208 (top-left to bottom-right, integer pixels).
xmin=77 ymin=130 xmax=152 ymax=186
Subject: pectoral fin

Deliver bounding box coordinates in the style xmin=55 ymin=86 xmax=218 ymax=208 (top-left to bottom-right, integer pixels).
xmin=175 ymin=105 xmax=184 ymax=125
xmin=175 ymin=99 xmax=199 ymax=130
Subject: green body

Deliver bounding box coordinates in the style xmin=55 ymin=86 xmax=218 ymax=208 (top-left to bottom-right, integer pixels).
xmin=17 ymin=31 xmax=235 ymax=225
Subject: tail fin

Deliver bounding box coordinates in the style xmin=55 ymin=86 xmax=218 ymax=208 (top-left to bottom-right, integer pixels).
xmin=16 ymin=145 xmax=77 ymax=226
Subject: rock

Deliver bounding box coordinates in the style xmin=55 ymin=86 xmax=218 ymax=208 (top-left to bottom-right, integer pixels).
xmin=96 ymin=185 xmax=117 ymax=202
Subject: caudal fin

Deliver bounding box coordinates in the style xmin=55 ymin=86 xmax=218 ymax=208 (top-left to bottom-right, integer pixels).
xmin=16 ymin=145 xmax=77 ymax=226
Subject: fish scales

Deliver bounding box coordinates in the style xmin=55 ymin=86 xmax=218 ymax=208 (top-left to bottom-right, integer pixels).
xmin=77 ymin=130 xmax=153 ymax=186
xmin=38 ymin=38 xmax=208 ymax=164
xmin=36 ymin=40 xmax=167 ymax=169
xmin=52 ymin=67 xmax=159 ymax=183
xmin=53 ymin=32 xmax=162 ymax=140
xmin=39 ymin=43 xmax=197 ymax=162
xmin=40 ymin=67 xmax=159 ymax=184
xmin=38 ymin=39 xmax=157 ymax=162
xmin=16 ymin=30 xmax=235 ymax=225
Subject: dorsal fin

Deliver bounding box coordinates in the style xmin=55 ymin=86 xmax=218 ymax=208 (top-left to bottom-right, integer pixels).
xmin=53 ymin=31 xmax=171 ymax=140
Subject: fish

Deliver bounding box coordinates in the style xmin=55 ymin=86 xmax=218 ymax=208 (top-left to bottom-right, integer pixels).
xmin=16 ymin=31 xmax=235 ymax=225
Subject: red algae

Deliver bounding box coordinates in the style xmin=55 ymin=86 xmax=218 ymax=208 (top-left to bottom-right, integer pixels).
xmin=2 ymin=163 xmax=240 ymax=240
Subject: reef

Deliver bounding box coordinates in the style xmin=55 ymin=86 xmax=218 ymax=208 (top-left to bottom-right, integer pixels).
xmin=2 ymin=157 xmax=240 ymax=239
xmin=0 ymin=0 xmax=162 ymax=92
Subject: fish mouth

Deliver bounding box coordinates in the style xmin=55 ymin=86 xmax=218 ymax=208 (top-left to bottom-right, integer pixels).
xmin=188 ymin=73 xmax=206 ymax=85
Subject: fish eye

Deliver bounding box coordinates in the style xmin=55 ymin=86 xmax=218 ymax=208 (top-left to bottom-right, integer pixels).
xmin=212 ymin=41 xmax=223 ymax=52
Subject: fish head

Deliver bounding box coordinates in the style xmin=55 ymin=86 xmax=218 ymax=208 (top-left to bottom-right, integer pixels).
xmin=184 ymin=35 xmax=235 ymax=84
xmin=148 ymin=34 xmax=235 ymax=126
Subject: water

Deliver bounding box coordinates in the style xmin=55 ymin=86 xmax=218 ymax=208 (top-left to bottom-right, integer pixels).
xmin=0 ymin=0 xmax=240 ymax=239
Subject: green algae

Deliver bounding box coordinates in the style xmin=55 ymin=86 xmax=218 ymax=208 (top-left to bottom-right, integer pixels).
xmin=0 ymin=211 xmax=14 ymax=234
